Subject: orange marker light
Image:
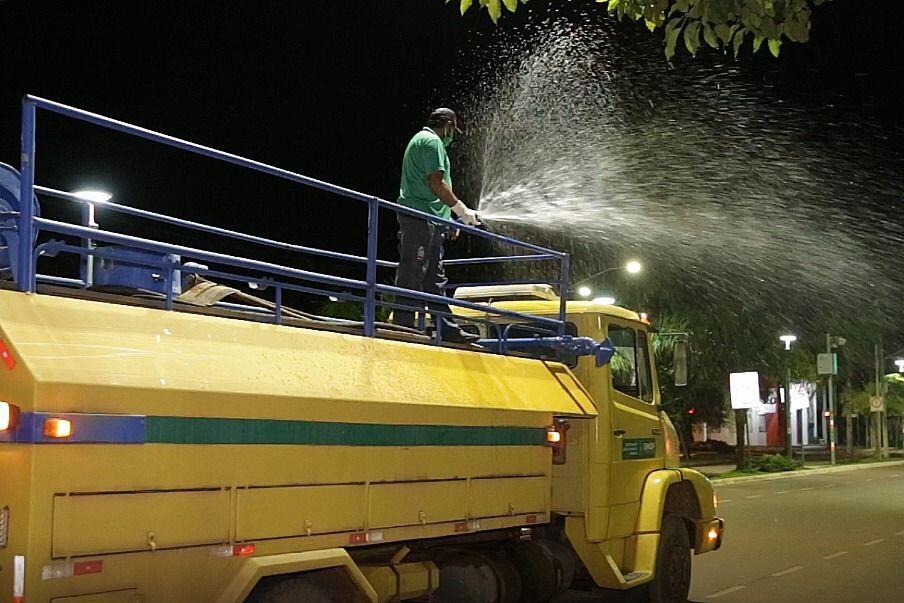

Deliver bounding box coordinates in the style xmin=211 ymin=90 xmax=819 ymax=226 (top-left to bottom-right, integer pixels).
xmin=44 ymin=418 xmax=72 ymax=439
xmin=707 ymin=528 xmax=719 ymax=542
xmin=548 ymin=420 xmax=570 ymax=465
xmin=232 ymin=543 xmax=255 ymax=556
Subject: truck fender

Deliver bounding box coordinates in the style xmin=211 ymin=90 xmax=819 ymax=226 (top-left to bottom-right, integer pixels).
xmin=678 ymin=468 xmax=717 ymax=519
xmin=634 ymin=469 xmax=684 ymax=534
xmin=216 ymin=548 xmax=379 ymax=603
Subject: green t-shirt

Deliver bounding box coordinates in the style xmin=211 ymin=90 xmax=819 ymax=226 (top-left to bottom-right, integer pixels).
xmin=398 ymin=127 xmax=452 ymax=219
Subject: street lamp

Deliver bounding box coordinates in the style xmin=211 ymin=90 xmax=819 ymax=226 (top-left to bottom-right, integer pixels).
xmin=779 ymin=334 xmax=797 ymax=351
xmin=779 ymin=334 xmax=797 ymax=459
xmin=573 ymin=260 xmax=643 ymax=298
xmin=72 ymin=190 xmax=113 ymax=203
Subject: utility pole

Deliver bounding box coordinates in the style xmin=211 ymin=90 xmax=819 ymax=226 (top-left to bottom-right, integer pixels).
xmin=874 ymin=343 xmax=881 ymax=459
xmin=879 ymin=338 xmax=890 ymax=460
xmin=845 ymin=337 xmax=854 ymax=457
xmin=826 ymin=334 xmax=837 ymax=465
xmin=784 ymin=365 xmax=793 ymax=458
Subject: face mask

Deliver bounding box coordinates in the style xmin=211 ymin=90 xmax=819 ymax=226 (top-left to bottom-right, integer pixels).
xmin=441 ymin=129 xmax=454 ymax=148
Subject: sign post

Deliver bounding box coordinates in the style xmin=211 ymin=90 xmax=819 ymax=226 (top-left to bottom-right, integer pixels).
xmin=730 ymin=372 xmax=760 ymax=470
xmin=818 ymin=343 xmax=839 ymax=465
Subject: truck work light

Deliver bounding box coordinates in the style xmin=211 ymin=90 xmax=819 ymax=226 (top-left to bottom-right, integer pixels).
xmin=0 ymin=401 xmax=20 ymax=431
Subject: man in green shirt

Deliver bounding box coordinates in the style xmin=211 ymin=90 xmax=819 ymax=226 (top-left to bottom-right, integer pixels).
xmin=394 ymin=108 xmax=480 ymax=343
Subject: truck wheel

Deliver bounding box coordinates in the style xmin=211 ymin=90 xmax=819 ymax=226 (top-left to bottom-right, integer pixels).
xmin=432 ymin=549 xmax=499 ymax=603
xmin=647 ymin=514 xmax=691 ymax=603
xmin=245 ymin=568 xmax=367 ymax=603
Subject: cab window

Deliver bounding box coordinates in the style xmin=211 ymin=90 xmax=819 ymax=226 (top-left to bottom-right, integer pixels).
xmin=608 ymin=325 xmax=654 ymax=402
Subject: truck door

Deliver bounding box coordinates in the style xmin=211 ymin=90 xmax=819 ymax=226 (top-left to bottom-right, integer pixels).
xmin=605 ymin=321 xmax=665 ymax=541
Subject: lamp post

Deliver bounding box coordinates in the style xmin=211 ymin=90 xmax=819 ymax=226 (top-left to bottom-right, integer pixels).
xmin=779 ymin=335 xmax=797 ymax=459
xmin=72 ymin=190 xmax=112 ymax=288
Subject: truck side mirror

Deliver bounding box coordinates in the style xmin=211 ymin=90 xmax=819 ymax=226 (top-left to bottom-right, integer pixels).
xmin=673 ymin=341 xmax=688 ymax=387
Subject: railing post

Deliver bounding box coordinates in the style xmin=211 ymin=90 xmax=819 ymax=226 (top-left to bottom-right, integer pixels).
xmin=163 ymin=257 xmax=176 ymax=310
xmin=364 ymin=197 xmax=379 ymax=337
xmin=18 ymin=98 xmax=36 ymax=292
xmin=274 ymin=286 xmax=282 ymax=325
xmin=558 ymin=254 xmax=570 ymax=335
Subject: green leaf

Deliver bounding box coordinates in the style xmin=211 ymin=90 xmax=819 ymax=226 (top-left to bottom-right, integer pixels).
xmin=768 ymin=37 xmax=782 ymax=57
xmin=502 ymin=0 xmax=518 ymax=12
xmin=733 ymin=29 xmax=745 ymax=57
xmin=460 ymin=0 xmax=474 ymax=16
xmin=703 ymin=23 xmax=718 ymax=48
xmin=646 ymin=19 xmax=657 ymax=32
xmin=484 ymin=0 xmax=502 ymax=22
xmin=683 ymin=20 xmax=701 ymax=55
xmin=745 ymin=0 xmax=764 ymax=16
xmin=753 ymin=34 xmax=765 ymax=52
xmin=665 ymin=21 xmax=682 ymax=60
xmin=715 ymin=23 xmax=731 ymax=43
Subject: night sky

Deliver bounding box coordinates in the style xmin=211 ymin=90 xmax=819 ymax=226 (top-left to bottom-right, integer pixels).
xmin=0 ymin=1 xmax=901 ymax=311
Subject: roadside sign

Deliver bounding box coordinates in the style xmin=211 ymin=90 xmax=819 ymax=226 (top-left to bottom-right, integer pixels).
xmin=790 ymin=382 xmax=812 ymax=411
xmin=817 ymin=353 xmax=838 ymax=376
xmin=869 ymin=396 xmax=885 ymax=413
xmin=729 ymin=371 xmax=760 ymax=410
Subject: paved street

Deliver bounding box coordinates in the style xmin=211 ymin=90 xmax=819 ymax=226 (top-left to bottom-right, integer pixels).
xmin=558 ymin=462 xmax=904 ymax=602
xmin=690 ymin=462 xmax=904 ymax=602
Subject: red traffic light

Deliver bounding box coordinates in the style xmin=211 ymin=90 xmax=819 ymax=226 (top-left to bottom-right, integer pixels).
xmin=687 ymin=408 xmax=696 ymax=415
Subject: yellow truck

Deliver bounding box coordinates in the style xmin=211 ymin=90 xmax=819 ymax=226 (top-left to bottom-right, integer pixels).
xmin=0 ymin=97 xmax=721 ymax=603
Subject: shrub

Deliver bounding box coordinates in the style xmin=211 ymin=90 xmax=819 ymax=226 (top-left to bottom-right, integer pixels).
xmin=752 ymin=454 xmax=801 ymax=473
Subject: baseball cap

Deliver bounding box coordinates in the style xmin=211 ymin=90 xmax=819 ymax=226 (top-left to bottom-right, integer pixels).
xmin=428 ymin=107 xmax=463 ymax=133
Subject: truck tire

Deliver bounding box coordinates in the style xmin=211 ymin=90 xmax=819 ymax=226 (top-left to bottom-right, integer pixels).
xmin=245 ymin=568 xmax=367 ymax=603
xmin=432 ymin=549 xmax=499 ymax=603
xmin=646 ymin=514 xmax=691 ymax=603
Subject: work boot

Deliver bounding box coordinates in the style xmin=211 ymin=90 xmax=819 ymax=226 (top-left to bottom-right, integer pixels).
xmin=434 ymin=327 xmax=480 ymax=344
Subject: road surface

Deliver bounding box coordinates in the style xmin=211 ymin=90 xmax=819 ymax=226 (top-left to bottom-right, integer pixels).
xmin=559 ymin=462 xmax=904 ymax=602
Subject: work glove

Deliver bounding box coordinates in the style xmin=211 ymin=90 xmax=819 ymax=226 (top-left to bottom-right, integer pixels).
xmin=452 ymin=200 xmax=480 ymax=226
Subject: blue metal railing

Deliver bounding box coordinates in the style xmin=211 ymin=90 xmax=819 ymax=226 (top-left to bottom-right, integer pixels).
xmin=14 ymin=95 xmax=570 ymax=345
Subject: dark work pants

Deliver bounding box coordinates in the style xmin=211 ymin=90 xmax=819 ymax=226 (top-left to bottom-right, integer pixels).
xmin=394 ymin=214 xmax=460 ymax=332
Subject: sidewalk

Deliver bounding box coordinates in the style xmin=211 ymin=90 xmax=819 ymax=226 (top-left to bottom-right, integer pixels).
xmin=691 ymin=458 xmax=904 ymax=485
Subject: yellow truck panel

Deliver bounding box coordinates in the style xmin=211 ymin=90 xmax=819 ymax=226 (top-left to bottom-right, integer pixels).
xmin=236 ymin=484 xmax=367 ymax=540
xmin=369 ymin=480 xmax=468 ymax=529
xmin=53 ymin=489 xmax=230 ymax=557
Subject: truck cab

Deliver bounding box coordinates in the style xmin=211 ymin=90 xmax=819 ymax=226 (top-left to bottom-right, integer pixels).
xmin=453 ymin=285 xmax=723 ymax=597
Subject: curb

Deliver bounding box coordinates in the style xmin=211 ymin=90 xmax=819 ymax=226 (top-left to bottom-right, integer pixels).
xmin=711 ymin=459 xmax=904 ymax=485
